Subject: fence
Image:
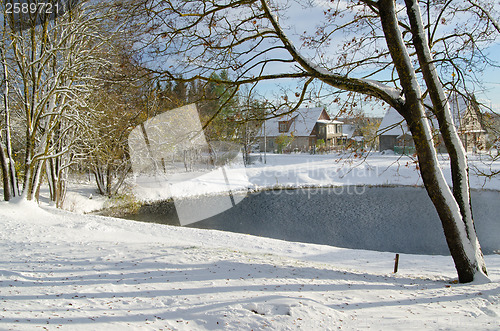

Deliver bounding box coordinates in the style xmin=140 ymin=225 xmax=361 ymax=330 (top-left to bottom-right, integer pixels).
xmin=394 ymin=146 xmax=416 ymax=155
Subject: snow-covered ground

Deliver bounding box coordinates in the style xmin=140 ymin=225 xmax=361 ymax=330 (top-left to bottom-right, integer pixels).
xmin=1 ymin=199 xmax=499 ymax=330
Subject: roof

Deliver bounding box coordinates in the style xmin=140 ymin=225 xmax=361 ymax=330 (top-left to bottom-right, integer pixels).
xmin=317 ymin=119 xmax=343 ymax=124
xmin=342 ymin=124 xmax=356 ymax=139
xmin=377 ymin=108 xmax=409 ymax=136
xmin=259 ymin=107 xmax=329 ymax=137
xmin=449 ymin=93 xmax=468 ymax=126
xmin=448 ymin=92 xmax=485 ymax=132
xmin=377 ymin=92 xmax=478 ymax=137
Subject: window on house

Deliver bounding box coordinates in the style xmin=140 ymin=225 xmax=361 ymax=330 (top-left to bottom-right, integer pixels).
xmin=279 ymin=121 xmax=287 ymax=133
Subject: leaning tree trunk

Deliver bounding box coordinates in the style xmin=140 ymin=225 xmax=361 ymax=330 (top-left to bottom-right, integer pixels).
xmin=379 ymin=0 xmax=487 ymax=283
xmin=405 ymin=107 xmax=487 ymax=283
xmin=403 ymin=0 xmax=487 ymax=280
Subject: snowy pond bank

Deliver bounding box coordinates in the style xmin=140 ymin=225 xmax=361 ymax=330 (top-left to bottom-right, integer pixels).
xmin=121 ymin=186 xmax=500 ymax=256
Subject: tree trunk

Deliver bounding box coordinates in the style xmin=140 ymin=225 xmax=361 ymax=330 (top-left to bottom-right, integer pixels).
xmin=25 ymin=161 xmax=43 ymax=202
xmin=92 ymin=159 xmax=128 ymax=197
xmin=1 ymin=46 xmax=18 ymax=198
xmin=56 ymin=176 xmax=67 ymax=209
xmin=0 ymin=141 xmax=11 ymax=201
xmin=93 ymin=162 xmax=106 ymax=196
xmin=111 ymin=162 xmax=131 ymax=196
xmin=106 ymin=164 xmax=112 ymax=196
xmin=47 ymin=158 xmax=57 ymax=202
xmin=403 ymin=0 xmax=487 ymax=280
xmin=406 ymin=111 xmax=485 ymax=283
xmin=378 ymin=0 xmax=487 ymax=283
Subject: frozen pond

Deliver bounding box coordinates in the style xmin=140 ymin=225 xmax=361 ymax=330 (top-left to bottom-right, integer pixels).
xmin=123 ymin=186 xmax=500 ymax=255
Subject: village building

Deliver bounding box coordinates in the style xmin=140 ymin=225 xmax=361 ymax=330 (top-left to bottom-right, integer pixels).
xmin=257 ymin=107 xmax=344 ymax=153
xmin=378 ymin=93 xmax=486 ymax=153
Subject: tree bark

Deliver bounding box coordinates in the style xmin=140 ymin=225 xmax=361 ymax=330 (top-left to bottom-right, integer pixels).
xmin=0 ymin=141 xmax=11 ymax=201
xmin=1 ymin=46 xmax=18 ymax=199
xmin=93 ymin=163 xmax=106 ymax=196
xmin=379 ymin=0 xmax=487 ymax=283
xmin=404 ymin=0 xmax=487 ymax=280
xmin=106 ymin=164 xmax=112 ymax=196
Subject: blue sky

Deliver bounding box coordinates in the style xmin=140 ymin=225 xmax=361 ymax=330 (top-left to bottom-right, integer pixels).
xmin=477 ymin=43 xmax=500 ymax=112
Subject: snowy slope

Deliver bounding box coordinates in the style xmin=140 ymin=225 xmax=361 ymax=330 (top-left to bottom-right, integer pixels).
xmin=1 ymin=200 xmax=499 ymax=330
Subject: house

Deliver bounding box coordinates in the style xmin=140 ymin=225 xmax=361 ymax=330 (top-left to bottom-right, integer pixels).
xmin=377 ymin=108 xmax=414 ymax=153
xmin=342 ymin=124 xmax=358 ymax=145
xmin=378 ymin=93 xmax=486 ymax=153
xmin=257 ymin=107 xmax=344 ymax=153
xmin=450 ymin=94 xmax=487 ymax=152
xmin=481 ymin=112 xmax=500 ymax=149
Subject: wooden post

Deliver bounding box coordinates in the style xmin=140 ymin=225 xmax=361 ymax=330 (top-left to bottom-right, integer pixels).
xmin=394 ymin=253 xmax=400 ymax=273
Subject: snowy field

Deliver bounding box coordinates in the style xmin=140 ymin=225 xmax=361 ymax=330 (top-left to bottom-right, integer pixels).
xmin=1 ymin=152 xmax=500 ymax=330
xmin=1 ymin=200 xmax=499 ymax=330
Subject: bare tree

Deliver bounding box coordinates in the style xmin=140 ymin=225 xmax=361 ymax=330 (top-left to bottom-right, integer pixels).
xmin=1 ymin=0 xmax=124 ymax=204
xmin=84 ymin=53 xmax=150 ymax=197
xmin=0 ymin=8 xmax=19 ymax=201
xmin=132 ymin=0 xmax=499 ymax=282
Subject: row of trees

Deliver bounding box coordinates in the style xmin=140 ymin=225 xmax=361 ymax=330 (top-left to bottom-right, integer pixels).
xmin=0 ymin=0 xmax=265 ymax=203
xmin=0 ymin=0 xmax=170 ymax=203
xmin=0 ymin=0 xmax=119 ymax=205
